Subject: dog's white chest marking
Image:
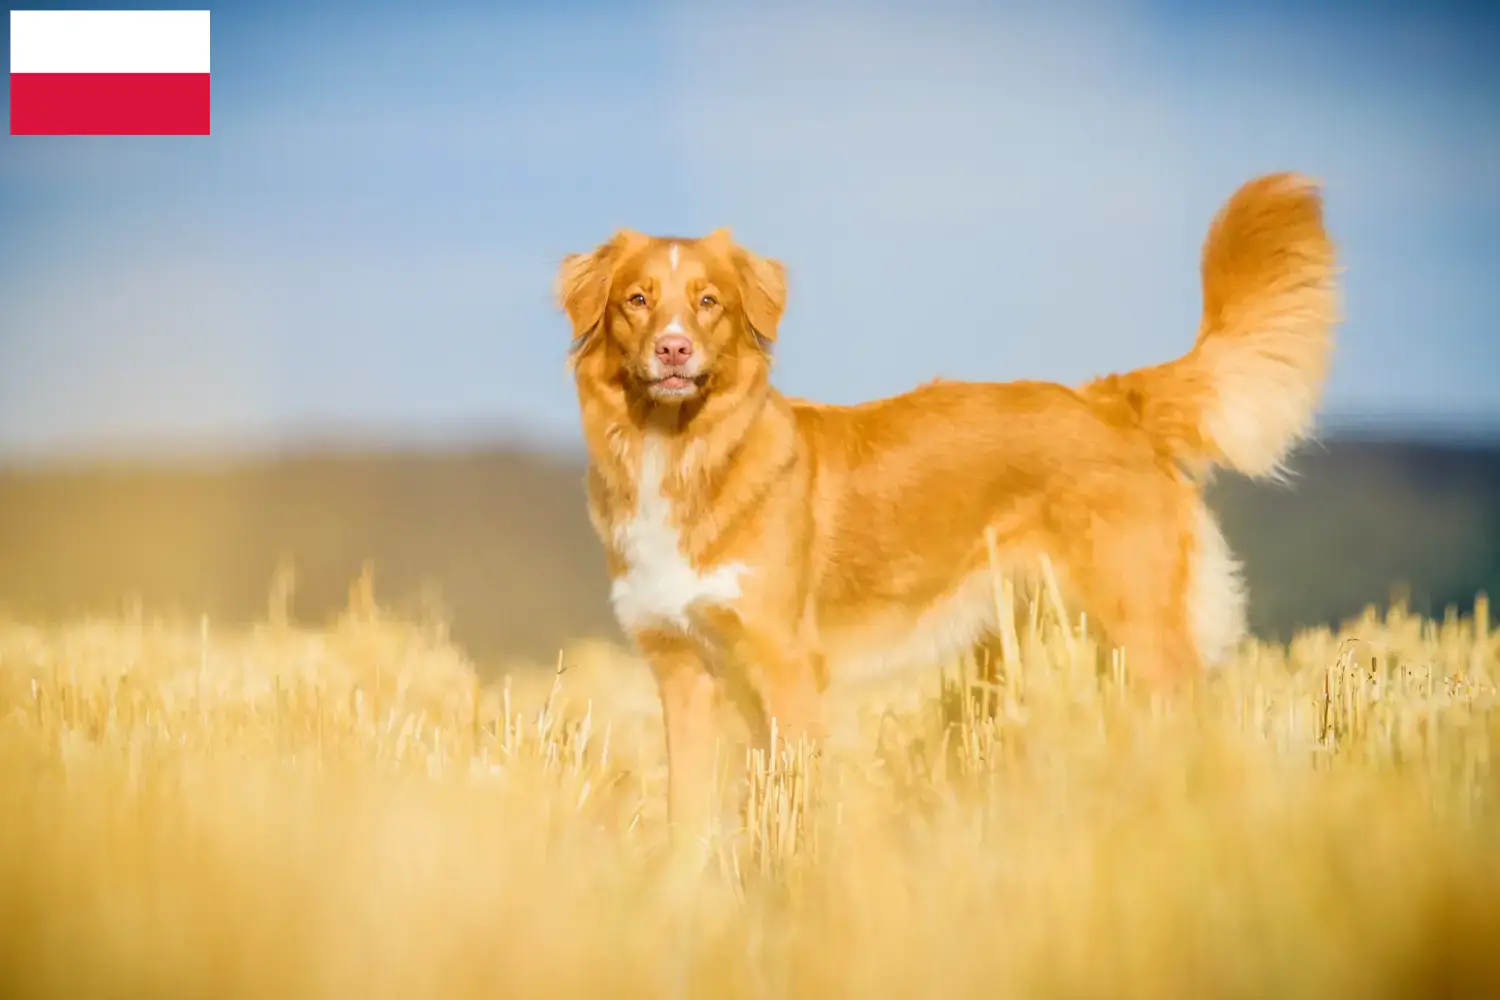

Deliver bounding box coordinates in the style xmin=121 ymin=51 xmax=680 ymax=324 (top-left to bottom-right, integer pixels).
xmin=609 ymin=437 xmax=747 ymax=633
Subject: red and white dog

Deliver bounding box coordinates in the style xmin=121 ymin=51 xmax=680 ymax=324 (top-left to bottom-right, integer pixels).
xmin=556 ymin=174 xmax=1339 ymax=835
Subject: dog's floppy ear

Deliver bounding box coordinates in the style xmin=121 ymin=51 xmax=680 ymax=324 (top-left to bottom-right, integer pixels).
xmin=555 ymin=229 xmax=644 ymax=354
xmin=738 ymin=248 xmax=787 ymax=349
xmin=706 ymin=229 xmax=787 ymax=349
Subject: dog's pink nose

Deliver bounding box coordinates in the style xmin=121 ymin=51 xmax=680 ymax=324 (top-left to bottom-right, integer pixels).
xmin=655 ymin=334 xmax=694 ymax=366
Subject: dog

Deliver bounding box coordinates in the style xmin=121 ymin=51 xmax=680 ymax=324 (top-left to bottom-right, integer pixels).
xmin=555 ymin=173 xmax=1339 ymax=836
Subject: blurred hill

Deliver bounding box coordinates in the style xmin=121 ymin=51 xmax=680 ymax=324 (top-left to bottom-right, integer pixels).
xmin=1208 ymin=434 xmax=1500 ymax=640
xmin=0 ymin=434 xmax=1496 ymax=673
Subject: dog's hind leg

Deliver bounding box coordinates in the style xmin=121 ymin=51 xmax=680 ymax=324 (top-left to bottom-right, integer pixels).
xmin=1065 ymin=510 xmax=1203 ymax=693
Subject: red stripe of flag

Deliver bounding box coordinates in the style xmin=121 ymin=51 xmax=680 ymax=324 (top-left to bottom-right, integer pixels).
xmin=10 ymin=73 xmax=211 ymax=135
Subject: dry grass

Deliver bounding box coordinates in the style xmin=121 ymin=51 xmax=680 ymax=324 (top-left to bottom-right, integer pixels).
xmin=1 ymin=581 xmax=1498 ymax=1000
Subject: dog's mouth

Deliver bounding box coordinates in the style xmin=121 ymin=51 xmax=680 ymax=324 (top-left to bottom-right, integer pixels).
xmin=646 ymin=372 xmax=707 ymax=401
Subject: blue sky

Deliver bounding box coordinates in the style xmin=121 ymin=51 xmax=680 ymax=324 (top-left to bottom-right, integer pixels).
xmin=2 ymin=0 xmax=1497 ymax=461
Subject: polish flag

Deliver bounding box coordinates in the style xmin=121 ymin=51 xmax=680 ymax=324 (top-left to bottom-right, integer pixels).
xmin=10 ymin=9 xmax=211 ymax=135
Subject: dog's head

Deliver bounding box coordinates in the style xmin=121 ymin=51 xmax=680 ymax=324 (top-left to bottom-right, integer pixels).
xmin=555 ymin=228 xmax=786 ymax=406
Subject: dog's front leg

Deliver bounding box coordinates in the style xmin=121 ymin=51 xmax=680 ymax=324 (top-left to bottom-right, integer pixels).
xmin=701 ymin=610 xmax=826 ymax=754
xmin=744 ymin=639 xmax=825 ymax=752
xmin=635 ymin=628 xmax=720 ymax=848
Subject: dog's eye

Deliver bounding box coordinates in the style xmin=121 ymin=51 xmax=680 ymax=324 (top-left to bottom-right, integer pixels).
xmin=699 ymin=295 xmax=718 ymax=309
xmin=627 ymin=293 xmax=648 ymax=308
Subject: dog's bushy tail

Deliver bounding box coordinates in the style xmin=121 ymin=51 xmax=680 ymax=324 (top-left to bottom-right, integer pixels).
xmin=1086 ymin=172 xmax=1340 ymax=479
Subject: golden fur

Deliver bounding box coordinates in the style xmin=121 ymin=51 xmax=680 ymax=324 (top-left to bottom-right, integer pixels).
xmin=556 ymin=174 xmax=1340 ymax=834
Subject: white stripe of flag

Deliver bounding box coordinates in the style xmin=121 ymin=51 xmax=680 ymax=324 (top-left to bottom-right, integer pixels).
xmin=10 ymin=10 xmax=211 ymax=73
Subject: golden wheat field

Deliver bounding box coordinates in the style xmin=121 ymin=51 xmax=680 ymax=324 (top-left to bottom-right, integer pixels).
xmin=1 ymin=573 xmax=1498 ymax=1000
